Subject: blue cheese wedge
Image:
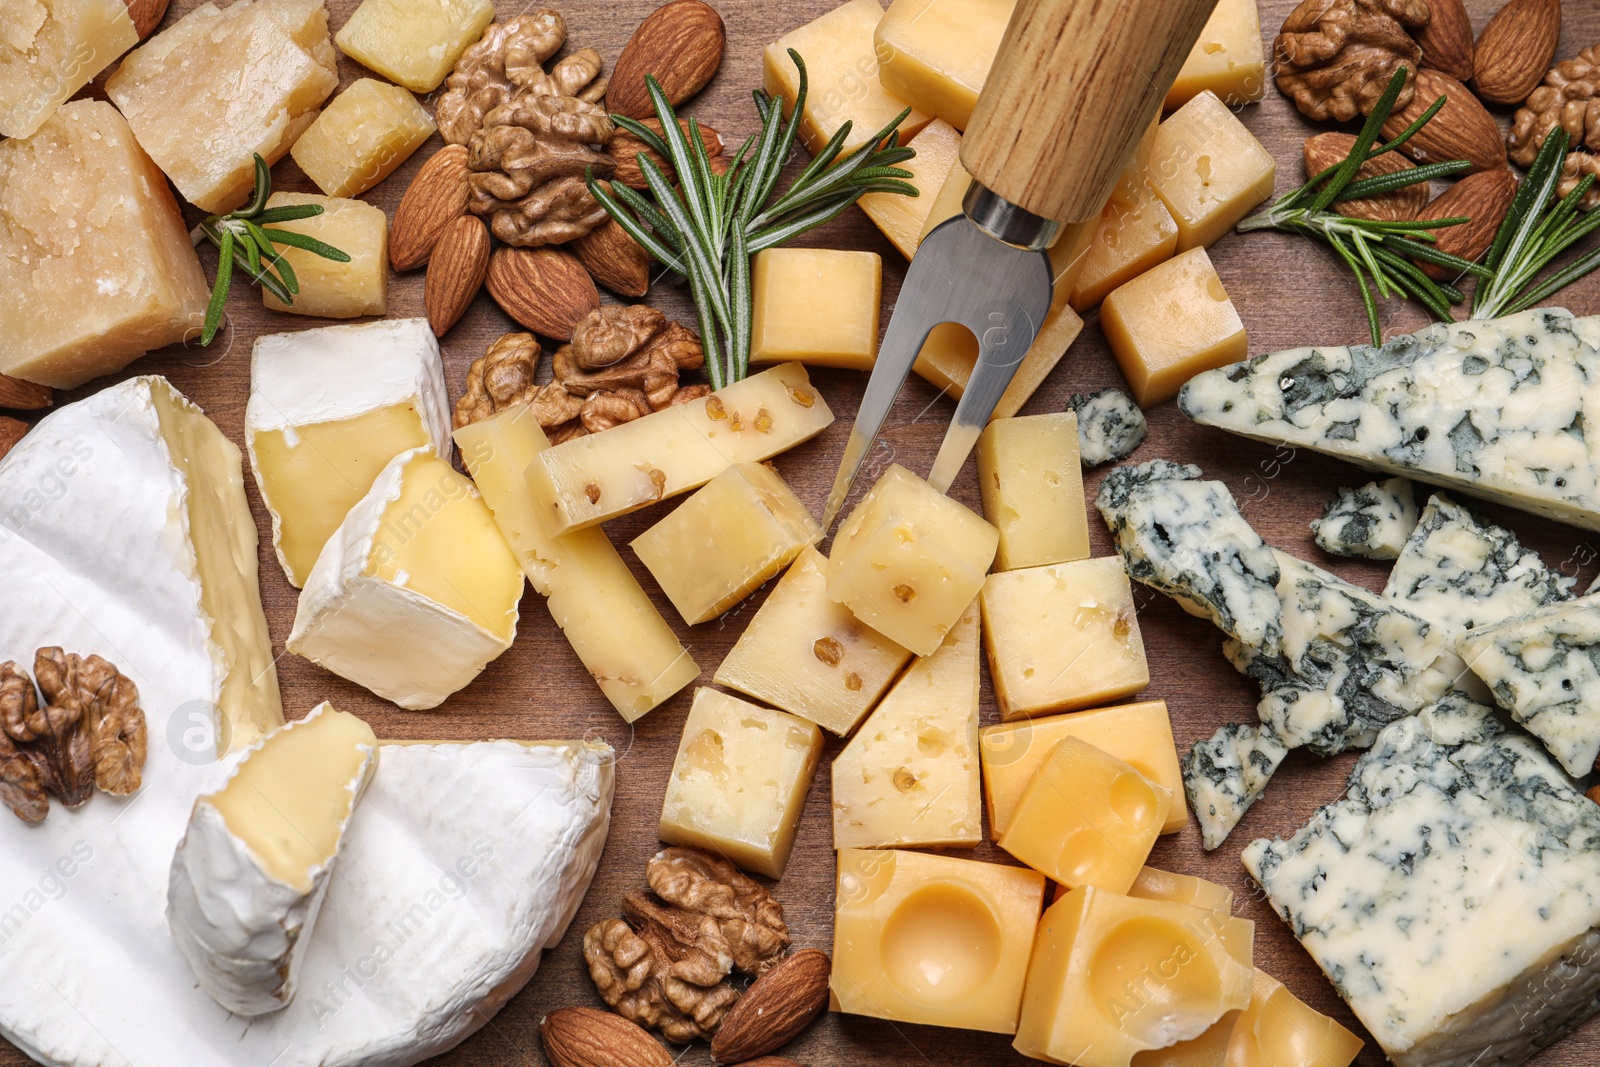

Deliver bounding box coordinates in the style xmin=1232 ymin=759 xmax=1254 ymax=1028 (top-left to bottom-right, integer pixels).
xmin=1181 ymin=722 xmax=1288 ymax=851
xmin=1096 ymin=459 xmax=1283 ymax=655
xmin=1179 ymin=308 xmax=1600 ymax=529
xmin=1310 ymin=477 xmax=1418 ymax=559
xmin=1067 ymin=387 xmax=1147 ymax=466
xmin=1245 ymin=695 xmax=1600 ymax=1067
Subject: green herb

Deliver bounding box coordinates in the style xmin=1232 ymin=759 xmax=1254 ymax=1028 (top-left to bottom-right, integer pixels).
xmin=1237 ymin=67 xmax=1488 ymax=345
xmin=588 ymin=50 xmax=918 ymax=389
xmin=194 ymin=154 xmax=351 ymax=345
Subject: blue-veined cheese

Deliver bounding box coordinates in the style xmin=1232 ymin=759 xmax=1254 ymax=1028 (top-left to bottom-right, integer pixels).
xmin=1067 ymin=388 xmax=1147 ymax=467
xmin=1310 ymin=476 xmax=1418 ymax=559
xmin=1181 ymin=721 xmax=1288 ymax=851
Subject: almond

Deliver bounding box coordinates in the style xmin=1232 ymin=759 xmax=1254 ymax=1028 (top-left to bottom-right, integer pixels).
xmin=0 ymin=376 xmax=53 ymax=411
xmin=710 ymin=949 xmax=830 ymax=1064
xmin=1416 ymin=0 xmax=1474 ymax=83
xmin=1304 ymin=132 xmax=1426 ymax=222
xmin=124 ymin=0 xmax=168 ymax=38
xmin=608 ymin=0 xmax=725 ymax=119
xmin=1473 ymin=0 xmax=1561 ymax=106
xmin=1413 ymin=168 xmax=1518 ymax=279
xmin=540 ymin=1007 xmax=672 ymax=1067
xmin=424 ymin=215 xmax=490 ymax=336
xmin=486 ymin=246 xmax=600 ymax=341
xmin=611 ymin=119 xmax=724 ymax=189
xmin=1381 ymin=68 xmax=1506 ymax=174
xmin=573 ymin=217 xmax=652 ymax=298
xmin=0 ymin=418 xmax=27 ymax=462
xmin=390 ymin=145 xmax=472 ymax=271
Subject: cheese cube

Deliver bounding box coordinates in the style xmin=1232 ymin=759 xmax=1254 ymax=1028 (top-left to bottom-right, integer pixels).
xmin=714 ymin=546 xmax=912 ymax=735
xmin=828 ymin=464 xmax=998 ymax=656
xmin=456 ymin=406 xmax=697 ymax=722
xmin=288 ymin=448 xmax=522 ymax=710
xmin=527 ymin=363 xmax=834 ymax=536
xmin=1016 ymin=887 xmax=1256 ymax=1067
xmin=977 ymin=412 xmax=1090 ymax=571
xmin=750 ymin=248 xmax=881 ymax=370
xmin=106 ymin=0 xmax=339 ymax=213
xmin=1070 ymin=164 xmax=1179 ymax=312
xmin=916 ymin=158 xmax=975 ymax=242
xmin=762 ymin=0 xmax=931 ymax=158
xmin=980 ymin=556 xmax=1150 ymax=719
xmin=1102 ymin=246 xmax=1246 ymax=407
xmin=833 ymin=848 xmax=1045 ymax=1033
xmin=659 ymin=688 xmax=824 ymax=878
xmin=1133 ymin=1014 xmax=1243 ymax=1067
xmin=247 ymin=319 xmax=450 ymax=587
xmin=832 ymin=601 xmax=980 ymax=848
xmin=1149 ymin=91 xmax=1276 ymax=251
xmin=1227 ymin=970 xmax=1364 ymax=1067
xmin=289 ymin=78 xmax=435 ymax=198
xmin=0 ymin=101 xmax=208 ymax=388
xmin=0 ymin=0 xmax=137 ymax=138
xmin=1164 ymin=0 xmax=1266 ymax=111
xmin=335 ymin=0 xmax=494 ymax=93
xmin=859 ymin=118 xmax=961 ymax=259
xmin=260 ymin=193 xmax=388 ymax=319
xmin=167 ymin=703 xmax=376 ymax=1015
xmin=632 ymin=462 xmax=822 ymax=625
xmin=980 ymin=700 xmax=1187 ymax=837
xmin=874 ymin=0 xmax=1014 ymax=130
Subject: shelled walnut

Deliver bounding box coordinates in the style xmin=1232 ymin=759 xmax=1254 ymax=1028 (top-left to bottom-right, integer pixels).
xmin=1274 ymin=0 xmax=1427 ymax=122
xmin=1509 ymin=46 xmax=1600 ymax=167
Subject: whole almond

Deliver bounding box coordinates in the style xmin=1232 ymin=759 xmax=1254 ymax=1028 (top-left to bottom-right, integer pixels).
xmin=124 ymin=0 xmax=168 ymax=38
xmin=1381 ymin=68 xmax=1506 ymax=174
xmin=1416 ymin=0 xmax=1474 ymax=83
xmin=608 ymin=0 xmax=725 ymax=119
xmin=1473 ymin=0 xmax=1561 ymax=106
xmin=573 ymin=217 xmax=652 ymax=297
xmin=540 ymin=1007 xmax=672 ymax=1067
xmin=611 ymin=119 xmax=724 ymax=189
xmin=0 ymin=376 xmax=52 ymax=411
xmin=390 ymin=145 xmax=472 ymax=271
xmin=0 ymin=418 xmax=28 ymax=462
xmin=711 ymin=949 xmax=831 ymax=1064
xmin=425 ymin=215 xmax=490 ymax=335
xmin=1413 ymin=168 xmax=1518 ymax=279
xmin=486 ymin=246 xmax=600 ymax=340
xmin=1304 ymin=132 xmax=1426 ymax=221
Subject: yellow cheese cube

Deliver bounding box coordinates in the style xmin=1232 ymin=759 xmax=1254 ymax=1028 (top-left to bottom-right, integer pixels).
xmin=260 ymin=193 xmax=388 ymax=319
xmin=527 ymin=363 xmax=834 ymax=536
xmin=998 ymin=736 xmax=1170 ymax=892
xmin=335 ymin=0 xmax=494 ymax=93
xmin=833 ymin=848 xmax=1045 ymax=1033
xmin=828 ymin=464 xmax=998 ymax=657
xmin=1101 ymin=246 xmax=1246 ymax=407
xmin=1133 ymin=1014 xmax=1244 ymax=1067
xmin=916 ymin=159 xmax=975 ymax=244
xmin=980 ymin=700 xmax=1187 ymax=837
xmin=0 ymin=0 xmax=137 ymax=138
xmin=859 ymin=118 xmax=962 ymax=259
xmin=977 ymin=412 xmax=1089 ymax=571
xmin=1164 ymin=0 xmax=1266 ymax=111
xmin=832 ymin=601 xmax=980 ymax=848
xmin=1149 ymin=90 xmax=1276 ymax=251
xmin=106 ymin=0 xmax=339 ymax=213
xmin=763 ymin=0 xmax=931 ymax=158
xmin=0 ymin=101 xmax=208 ymax=389
xmin=1070 ymin=167 xmax=1179 ymax=312
xmin=750 ymin=247 xmax=881 ymax=370
xmin=1226 ymin=970 xmax=1364 ymax=1067
xmin=1016 ymin=887 xmax=1256 ymax=1067
xmin=289 ymin=78 xmax=435 ymax=199
xmin=632 ymin=462 xmax=822 ymax=625
xmin=714 ymin=546 xmax=911 ymax=735
xmin=874 ymin=0 xmax=1015 ymax=131
xmin=980 ymin=556 xmax=1150 ymax=720
xmin=659 ymin=688 xmax=824 ymax=878
xmin=456 ymin=406 xmax=697 ymax=722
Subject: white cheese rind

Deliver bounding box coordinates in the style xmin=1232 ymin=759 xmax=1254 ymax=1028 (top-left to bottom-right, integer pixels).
xmin=1310 ymin=476 xmax=1418 ymax=559
xmin=1067 ymin=388 xmax=1147 ymax=467
xmin=1181 ymin=721 xmax=1287 ymax=851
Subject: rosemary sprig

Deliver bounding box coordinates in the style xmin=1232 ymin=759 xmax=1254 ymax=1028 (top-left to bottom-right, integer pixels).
xmin=194 ymin=155 xmax=350 ymax=345
xmin=1237 ymin=67 xmax=1488 ymax=345
xmin=587 ymin=50 xmax=918 ymax=389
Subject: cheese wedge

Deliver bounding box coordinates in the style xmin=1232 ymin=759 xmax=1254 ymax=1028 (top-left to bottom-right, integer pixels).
xmin=0 ymin=0 xmax=137 ymax=139
xmin=248 ymin=319 xmax=451 ymax=587
xmin=289 ymin=448 xmax=522 ymax=709
xmin=168 ymin=704 xmax=377 ymax=1015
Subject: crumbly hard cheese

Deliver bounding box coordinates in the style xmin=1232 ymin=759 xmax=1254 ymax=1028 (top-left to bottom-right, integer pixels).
xmin=1068 ymin=388 xmax=1148 ymax=467
xmin=0 ymin=0 xmax=137 ymax=138
xmin=1181 ymin=721 xmax=1288 ymax=851
xmin=1310 ymin=477 xmax=1419 ymax=560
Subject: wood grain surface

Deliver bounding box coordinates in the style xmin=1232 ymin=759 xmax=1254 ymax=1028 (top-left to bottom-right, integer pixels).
xmin=10 ymin=1 xmax=1600 ymax=1064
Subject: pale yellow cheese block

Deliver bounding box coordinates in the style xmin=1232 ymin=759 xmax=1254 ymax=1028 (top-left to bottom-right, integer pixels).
xmin=0 ymin=0 xmax=137 ymax=138
xmin=290 ymin=78 xmax=435 ymax=198
xmin=1101 ymin=246 xmax=1246 ymax=407
xmin=859 ymin=118 xmax=962 ymax=259
xmin=750 ymin=247 xmax=882 ymax=370
xmin=1164 ymin=0 xmax=1266 ymax=111
xmin=335 ymin=0 xmax=494 ymax=93
xmin=977 ymin=412 xmax=1090 ymax=571
xmin=1225 ymin=970 xmax=1364 ymax=1067
xmin=261 ymin=193 xmax=388 ymax=319
xmin=1070 ymin=164 xmax=1179 ymax=312
xmin=874 ymin=0 xmax=1015 ymax=130
xmin=1149 ymin=90 xmax=1276 ymax=251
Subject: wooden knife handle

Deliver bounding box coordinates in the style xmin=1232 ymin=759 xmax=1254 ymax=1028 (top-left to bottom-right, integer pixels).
xmin=961 ymin=0 xmax=1219 ymax=223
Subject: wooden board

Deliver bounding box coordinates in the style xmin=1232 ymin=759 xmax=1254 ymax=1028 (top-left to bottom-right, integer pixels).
xmin=8 ymin=1 xmax=1600 ymax=1064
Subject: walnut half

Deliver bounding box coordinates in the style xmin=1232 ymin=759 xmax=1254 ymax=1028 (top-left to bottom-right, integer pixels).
xmin=1274 ymin=0 xmax=1426 ymax=122
xmin=1509 ymin=46 xmax=1600 ymax=168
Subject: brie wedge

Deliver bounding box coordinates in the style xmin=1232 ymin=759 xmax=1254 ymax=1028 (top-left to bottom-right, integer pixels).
xmin=168 ymin=703 xmax=377 ymax=1015
xmin=288 ymin=447 xmax=523 ymax=709
xmin=247 ymin=319 xmax=451 ymax=587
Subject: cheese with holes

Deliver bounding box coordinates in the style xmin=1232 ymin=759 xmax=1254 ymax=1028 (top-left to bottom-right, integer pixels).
xmin=1164 ymin=0 xmax=1266 ymax=110
xmin=1070 ymin=145 xmax=1179 ymax=312
xmin=247 ymin=319 xmax=450 ymax=588
xmin=456 ymin=405 xmax=696 ymax=722
xmin=750 ymin=247 xmax=881 ymax=370
xmin=859 ymin=119 xmax=962 ymax=258
xmin=288 ymin=448 xmax=522 ymax=709
xmin=1149 ymin=91 xmax=1275 ymax=251
xmin=977 ymin=412 xmax=1090 ymax=571
xmin=168 ymin=704 xmax=376 ymax=1015
xmin=260 ymin=193 xmax=389 ymax=319
xmin=1226 ymin=970 xmax=1363 ymax=1067
xmin=0 ymin=0 xmax=136 ymax=138
xmin=335 ymin=0 xmax=494 ymax=92
xmin=290 ymin=78 xmax=435 ymax=198
xmin=1311 ymin=476 xmax=1418 ymax=560
xmin=1181 ymin=721 xmax=1288 ymax=851
xmin=831 ymin=601 xmax=980 ymax=849
xmin=1102 ymin=247 xmax=1247 ymax=406
xmin=873 ymin=0 xmax=1014 ymax=130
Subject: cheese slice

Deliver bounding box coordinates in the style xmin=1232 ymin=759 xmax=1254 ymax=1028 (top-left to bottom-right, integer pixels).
xmin=168 ymin=703 xmax=377 ymax=1015
xmin=248 ymin=319 xmax=451 ymax=587
xmin=289 ymin=448 xmax=522 ymax=709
